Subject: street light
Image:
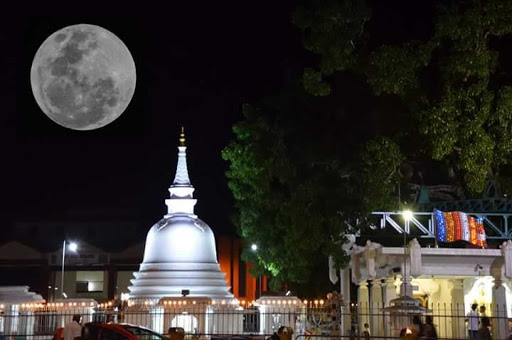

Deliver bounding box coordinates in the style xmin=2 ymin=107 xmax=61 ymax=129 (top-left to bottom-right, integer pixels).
xmin=401 ymin=210 xmax=412 ymax=296
xmin=251 ymin=244 xmax=261 ymax=297
xmin=61 ymin=241 xmax=77 ymax=299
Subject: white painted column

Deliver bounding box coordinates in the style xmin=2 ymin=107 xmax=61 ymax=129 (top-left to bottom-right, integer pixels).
xmin=400 ymin=262 xmax=413 ymax=297
xmin=371 ymin=279 xmax=383 ymax=337
xmin=383 ymin=276 xmax=397 ymax=337
xmin=340 ymin=268 xmax=351 ymax=336
xmin=358 ymin=281 xmax=369 ymax=333
xmin=492 ymin=279 xmax=508 ymax=339
xmin=384 ymin=276 xmax=397 ymax=306
xmin=450 ymin=279 xmax=465 ymax=339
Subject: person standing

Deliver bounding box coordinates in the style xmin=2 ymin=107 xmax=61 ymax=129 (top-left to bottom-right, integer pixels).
xmin=63 ymin=315 xmax=82 ymax=340
xmin=479 ymin=305 xmax=487 ymax=318
xmin=362 ymin=323 xmax=371 ymax=340
xmin=466 ymin=304 xmax=479 ymax=340
xmin=423 ymin=316 xmax=438 ymax=340
xmin=477 ymin=317 xmax=491 ymax=340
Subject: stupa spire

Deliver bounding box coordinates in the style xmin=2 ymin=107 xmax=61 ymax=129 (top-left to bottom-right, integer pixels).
xmin=166 ymin=128 xmax=196 ymax=216
xmin=172 ymin=127 xmax=191 ymax=187
xmin=179 ymin=126 xmax=186 ymax=146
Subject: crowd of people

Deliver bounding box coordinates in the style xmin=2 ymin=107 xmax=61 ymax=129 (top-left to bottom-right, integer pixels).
xmin=399 ymin=315 xmax=438 ymax=340
xmin=395 ymin=303 xmax=492 ymax=340
xmin=466 ymin=303 xmax=491 ymax=340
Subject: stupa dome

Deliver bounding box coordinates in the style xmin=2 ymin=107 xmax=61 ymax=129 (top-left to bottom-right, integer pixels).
xmin=128 ymin=129 xmax=232 ymax=299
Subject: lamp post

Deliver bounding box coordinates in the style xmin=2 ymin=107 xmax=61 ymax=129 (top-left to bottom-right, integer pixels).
xmin=401 ymin=210 xmax=412 ymax=296
xmin=61 ymin=241 xmax=77 ymax=299
xmin=251 ymin=244 xmax=261 ymax=298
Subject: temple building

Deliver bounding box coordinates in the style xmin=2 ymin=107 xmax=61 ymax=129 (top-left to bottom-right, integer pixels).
xmin=128 ymin=129 xmax=233 ymax=300
xmin=343 ymin=210 xmax=512 ymax=338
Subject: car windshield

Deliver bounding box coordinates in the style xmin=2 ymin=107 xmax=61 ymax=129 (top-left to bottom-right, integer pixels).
xmin=122 ymin=326 xmax=166 ymax=340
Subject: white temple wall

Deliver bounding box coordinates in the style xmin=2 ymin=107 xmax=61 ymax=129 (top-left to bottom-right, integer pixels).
xmin=259 ymin=306 xmax=299 ymax=335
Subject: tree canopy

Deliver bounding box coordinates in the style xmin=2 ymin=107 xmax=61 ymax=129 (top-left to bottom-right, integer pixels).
xmin=223 ymin=0 xmax=512 ymax=289
xmin=294 ymin=0 xmax=512 ymax=195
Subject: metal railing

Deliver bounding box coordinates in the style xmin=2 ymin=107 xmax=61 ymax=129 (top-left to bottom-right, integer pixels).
xmin=0 ymin=303 xmax=509 ymax=340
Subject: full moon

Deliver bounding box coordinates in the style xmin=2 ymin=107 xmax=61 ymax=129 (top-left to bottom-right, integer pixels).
xmin=30 ymin=24 xmax=136 ymax=130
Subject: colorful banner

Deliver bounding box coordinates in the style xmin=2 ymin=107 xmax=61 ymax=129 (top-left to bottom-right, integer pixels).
xmin=434 ymin=209 xmax=487 ymax=247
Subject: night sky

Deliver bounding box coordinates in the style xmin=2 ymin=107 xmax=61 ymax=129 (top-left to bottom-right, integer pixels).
xmin=0 ymin=1 xmax=303 ymax=242
xmin=0 ymin=1 xmax=436 ymax=247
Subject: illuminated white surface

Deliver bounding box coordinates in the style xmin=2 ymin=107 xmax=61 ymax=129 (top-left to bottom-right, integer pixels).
xmin=402 ymin=210 xmax=413 ymax=221
xmin=68 ymin=243 xmax=78 ymax=252
xmin=129 ymin=142 xmax=232 ymax=299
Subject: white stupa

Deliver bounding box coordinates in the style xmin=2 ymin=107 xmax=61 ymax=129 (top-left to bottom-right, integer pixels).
xmin=128 ymin=129 xmax=232 ymax=300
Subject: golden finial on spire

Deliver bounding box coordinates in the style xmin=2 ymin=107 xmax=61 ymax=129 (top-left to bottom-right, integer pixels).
xmin=179 ymin=126 xmax=186 ymax=146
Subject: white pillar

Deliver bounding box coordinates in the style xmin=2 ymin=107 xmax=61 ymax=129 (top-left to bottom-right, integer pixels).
xmin=340 ymin=268 xmax=351 ymax=336
xmin=384 ymin=276 xmax=397 ymax=306
xmin=371 ymin=279 xmax=383 ymax=337
xmin=492 ymin=278 xmax=508 ymax=339
xmin=358 ymin=281 xmax=369 ymax=333
xmin=450 ymin=279 xmax=465 ymax=339
xmin=400 ymin=262 xmax=413 ymax=297
xmin=383 ymin=276 xmax=397 ymax=337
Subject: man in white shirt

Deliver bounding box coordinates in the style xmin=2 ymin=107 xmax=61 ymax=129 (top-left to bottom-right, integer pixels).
xmin=63 ymin=315 xmax=82 ymax=340
xmin=465 ymin=303 xmax=479 ymax=340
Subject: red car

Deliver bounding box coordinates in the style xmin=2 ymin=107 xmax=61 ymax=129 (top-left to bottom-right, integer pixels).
xmin=55 ymin=323 xmax=168 ymax=340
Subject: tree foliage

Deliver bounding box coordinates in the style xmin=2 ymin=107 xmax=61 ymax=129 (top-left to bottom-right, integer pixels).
xmin=295 ymin=0 xmax=512 ymax=195
xmin=223 ymin=0 xmax=512 ymax=289
xmin=222 ymin=96 xmax=361 ymax=288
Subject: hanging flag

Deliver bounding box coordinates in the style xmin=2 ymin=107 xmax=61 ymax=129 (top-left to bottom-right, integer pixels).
xmin=434 ymin=209 xmax=487 ymax=247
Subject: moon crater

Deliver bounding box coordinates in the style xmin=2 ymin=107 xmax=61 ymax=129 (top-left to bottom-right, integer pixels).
xmin=31 ymin=24 xmax=136 ymax=130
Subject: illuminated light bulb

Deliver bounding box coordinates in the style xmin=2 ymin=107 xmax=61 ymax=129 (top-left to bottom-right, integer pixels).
xmin=73 ymin=302 xmax=77 ymax=306
xmin=314 ymin=300 xmax=318 ymax=305
xmin=304 ymin=300 xmax=308 ymax=304
xmin=178 ymin=301 xmax=182 ymax=305
xmin=173 ymin=301 xmax=177 ymax=305
xmin=90 ymin=302 xmax=94 ymax=306
xmin=183 ymin=301 xmax=187 ymax=305
xmin=272 ymin=300 xmax=276 ymax=304
xmin=81 ymin=302 xmax=85 ymax=306
xmin=164 ymin=301 xmax=168 ymax=305
xmin=293 ymin=301 xmax=297 ymax=305
xmin=402 ymin=210 xmax=413 ymax=221
xmin=277 ymin=300 xmax=281 ymax=305
xmin=320 ymin=300 xmax=324 ymax=305
xmin=193 ymin=301 xmax=196 ymax=305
